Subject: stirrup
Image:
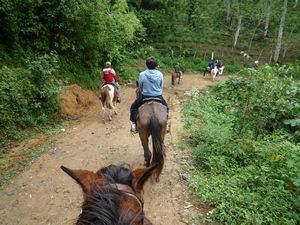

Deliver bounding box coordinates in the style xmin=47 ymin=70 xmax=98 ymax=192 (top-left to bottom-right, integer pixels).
xmin=166 ymin=121 xmax=170 ymax=133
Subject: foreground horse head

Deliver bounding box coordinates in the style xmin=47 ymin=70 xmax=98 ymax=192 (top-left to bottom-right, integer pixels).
xmin=61 ymin=164 xmax=157 ymax=225
xmin=100 ymin=84 xmax=117 ymax=121
xmin=137 ymin=101 xmax=167 ymax=182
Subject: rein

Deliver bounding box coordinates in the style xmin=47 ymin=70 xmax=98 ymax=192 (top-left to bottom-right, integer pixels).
xmin=115 ymin=183 xmax=145 ymax=224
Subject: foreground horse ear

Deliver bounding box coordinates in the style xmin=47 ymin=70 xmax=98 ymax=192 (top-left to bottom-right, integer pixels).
xmin=132 ymin=164 xmax=158 ymax=193
xmin=60 ymin=166 xmax=99 ymax=193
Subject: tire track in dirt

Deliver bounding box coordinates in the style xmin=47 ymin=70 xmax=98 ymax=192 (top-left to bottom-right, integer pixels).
xmin=0 ymin=75 xmax=219 ymax=225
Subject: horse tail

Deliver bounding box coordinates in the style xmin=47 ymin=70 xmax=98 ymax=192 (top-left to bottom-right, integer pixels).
xmin=149 ymin=115 xmax=165 ymax=182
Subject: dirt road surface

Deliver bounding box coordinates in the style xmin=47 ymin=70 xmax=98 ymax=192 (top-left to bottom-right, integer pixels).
xmin=0 ymin=74 xmax=219 ymax=225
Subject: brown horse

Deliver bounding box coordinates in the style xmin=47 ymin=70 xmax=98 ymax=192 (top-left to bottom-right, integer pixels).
xmin=61 ymin=164 xmax=157 ymax=225
xmin=171 ymin=70 xmax=184 ymax=86
xmin=136 ymin=100 xmax=167 ymax=182
xmin=100 ymin=84 xmax=117 ymax=121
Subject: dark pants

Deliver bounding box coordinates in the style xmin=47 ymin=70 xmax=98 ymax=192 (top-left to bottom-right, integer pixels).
xmin=130 ymin=95 xmax=168 ymax=123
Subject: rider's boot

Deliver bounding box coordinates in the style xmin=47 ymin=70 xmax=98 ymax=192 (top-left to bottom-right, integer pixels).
xmin=130 ymin=122 xmax=138 ymax=134
xmin=117 ymin=96 xmax=121 ymax=103
xmin=166 ymin=120 xmax=170 ymax=133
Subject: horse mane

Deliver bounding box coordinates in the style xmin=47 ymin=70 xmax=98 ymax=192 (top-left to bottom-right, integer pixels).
xmin=77 ymin=185 xmax=139 ymax=225
xmin=97 ymin=164 xmax=133 ymax=186
xmin=77 ymin=165 xmax=139 ymax=225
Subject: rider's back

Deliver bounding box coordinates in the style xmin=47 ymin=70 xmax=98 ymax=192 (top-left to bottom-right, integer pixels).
xmin=139 ymin=69 xmax=163 ymax=97
xmin=103 ymin=68 xmax=116 ymax=83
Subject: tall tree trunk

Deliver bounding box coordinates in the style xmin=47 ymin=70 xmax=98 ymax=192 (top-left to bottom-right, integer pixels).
xmin=226 ymin=0 xmax=231 ymax=22
xmin=274 ymin=0 xmax=288 ymax=63
xmin=282 ymin=26 xmax=296 ymax=58
xmin=248 ymin=21 xmax=261 ymax=52
xmin=264 ymin=0 xmax=272 ymax=37
xmin=294 ymin=0 xmax=298 ymax=8
xmin=233 ymin=15 xmax=242 ymax=49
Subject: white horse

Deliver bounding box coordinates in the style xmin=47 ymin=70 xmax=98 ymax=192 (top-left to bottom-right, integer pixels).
xmin=100 ymin=84 xmax=117 ymax=121
xmin=216 ymin=65 xmax=225 ymax=80
xmin=210 ymin=66 xmax=219 ymax=81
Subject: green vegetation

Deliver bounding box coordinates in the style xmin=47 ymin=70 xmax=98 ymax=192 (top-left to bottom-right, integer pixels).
xmin=0 ymin=0 xmax=300 ymax=222
xmin=183 ymin=63 xmax=300 ymax=224
xmin=0 ymin=54 xmax=60 ymax=146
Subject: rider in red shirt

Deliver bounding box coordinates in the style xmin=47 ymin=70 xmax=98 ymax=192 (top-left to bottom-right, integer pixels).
xmin=101 ymin=61 xmax=121 ymax=102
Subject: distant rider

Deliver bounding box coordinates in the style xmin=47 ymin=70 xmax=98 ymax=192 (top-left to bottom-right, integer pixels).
xmin=207 ymin=59 xmax=215 ymax=72
xmin=215 ymin=59 xmax=221 ymax=69
xmin=253 ymin=60 xmax=259 ymax=71
xmin=174 ymin=63 xmax=183 ymax=79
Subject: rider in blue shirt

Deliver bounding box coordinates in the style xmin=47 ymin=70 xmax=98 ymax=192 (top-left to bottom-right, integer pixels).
xmin=130 ymin=56 xmax=168 ymax=133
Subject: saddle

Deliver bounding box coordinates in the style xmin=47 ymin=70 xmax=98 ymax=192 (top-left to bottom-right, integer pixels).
xmin=142 ymin=97 xmax=162 ymax=104
xmin=102 ymin=82 xmax=115 ymax=87
xmin=175 ymin=72 xmax=181 ymax=78
xmin=101 ymin=83 xmax=117 ymax=101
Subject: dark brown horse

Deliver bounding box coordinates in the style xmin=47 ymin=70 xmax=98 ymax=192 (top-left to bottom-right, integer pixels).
xmin=100 ymin=84 xmax=117 ymax=121
xmin=171 ymin=70 xmax=184 ymax=86
xmin=136 ymin=101 xmax=167 ymax=182
xmin=61 ymin=164 xmax=157 ymax=225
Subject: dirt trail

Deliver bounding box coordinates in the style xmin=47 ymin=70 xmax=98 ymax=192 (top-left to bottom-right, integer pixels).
xmin=0 ymin=75 xmax=218 ymax=225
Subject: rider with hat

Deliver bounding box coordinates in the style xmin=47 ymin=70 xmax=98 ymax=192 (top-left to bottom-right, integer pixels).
xmin=101 ymin=61 xmax=121 ymax=103
xmin=253 ymin=60 xmax=259 ymax=71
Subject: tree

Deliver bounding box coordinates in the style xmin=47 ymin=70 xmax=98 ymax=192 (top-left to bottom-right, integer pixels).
xmin=264 ymin=0 xmax=272 ymax=37
xmin=233 ymin=15 xmax=242 ymax=49
xmin=226 ymin=0 xmax=232 ymax=22
xmin=274 ymin=0 xmax=288 ymax=63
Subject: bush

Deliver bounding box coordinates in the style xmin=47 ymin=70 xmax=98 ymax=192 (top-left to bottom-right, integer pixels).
xmin=213 ymin=70 xmax=300 ymax=140
xmin=0 ymin=54 xmax=60 ymax=145
xmin=183 ymin=64 xmax=300 ymax=224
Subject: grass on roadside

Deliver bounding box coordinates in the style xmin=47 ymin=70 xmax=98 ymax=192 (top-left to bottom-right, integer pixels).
xmin=0 ymin=122 xmax=67 ymax=189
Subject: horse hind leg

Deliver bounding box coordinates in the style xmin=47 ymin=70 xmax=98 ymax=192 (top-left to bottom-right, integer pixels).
xmin=113 ymin=100 xmax=118 ymax=115
xmin=101 ymin=99 xmax=106 ymax=121
xmin=171 ymin=74 xmax=175 ymax=86
xmin=213 ymin=72 xmax=216 ymax=81
xmin=139 ymin=132 xmax=152 ymax=166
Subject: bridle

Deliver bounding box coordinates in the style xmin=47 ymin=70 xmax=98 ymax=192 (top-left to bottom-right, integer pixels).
xmin=115 ymin=183 xmax=145 ymax=224
xmin=78 ymin=183 xmax=145 ymax=224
